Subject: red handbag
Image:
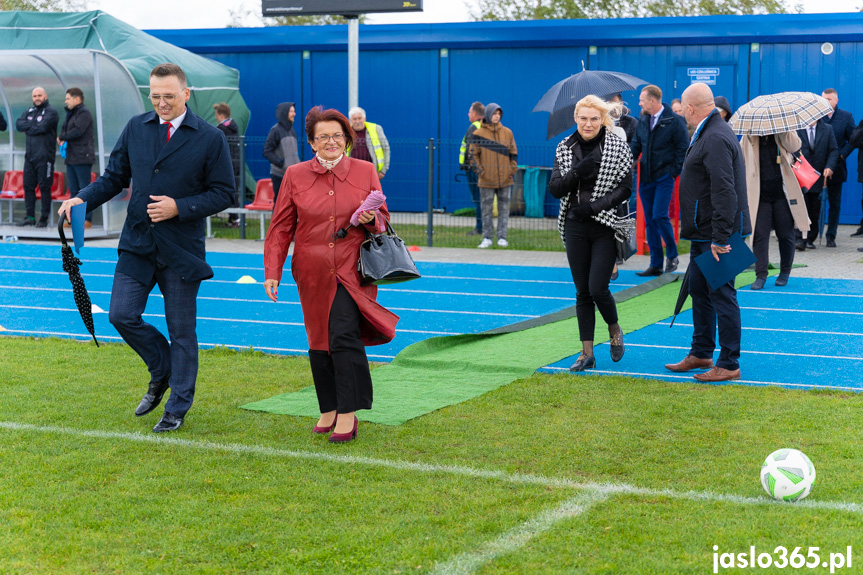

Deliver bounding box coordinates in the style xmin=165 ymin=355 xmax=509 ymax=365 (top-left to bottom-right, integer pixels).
xmin=791 ymin=154 xmax=821 ymax=191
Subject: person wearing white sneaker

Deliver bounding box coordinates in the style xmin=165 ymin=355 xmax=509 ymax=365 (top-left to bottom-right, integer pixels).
xmin=469 ymin=103 xmax=518 ymax=249
xmin=497 ymin=238 xmax=508 ymax=247
xmin=478 ymin=238 xmax=492 ymax=249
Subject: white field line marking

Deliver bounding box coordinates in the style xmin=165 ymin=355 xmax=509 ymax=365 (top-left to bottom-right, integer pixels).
xmin=741 ymin=306 xmax=863 ymax=316
xmin=432 ymin=490 xmax=609 ymax=575
xmin=0 ymin=268 xmax=115 ymax=278
xmin=656 ymin=322 xmax=863 ymax=337
xmin=381 ymin=288 xmax=576 ymax=301
xmin=0 ymin=330 xmax=394 ymax=359
xmin=541 ymin=366 xmax=863 ymax=392
xmin=1 ymin=420 xmax=862 ymax=515
xmin=740 ymin=290 xmax=863 ymax=299
xmin=621 ymin=342 xmax=863 ymax=361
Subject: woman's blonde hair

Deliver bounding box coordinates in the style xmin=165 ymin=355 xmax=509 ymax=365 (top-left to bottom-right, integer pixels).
xmin=574 ymin=95 xmax=616 ymax=130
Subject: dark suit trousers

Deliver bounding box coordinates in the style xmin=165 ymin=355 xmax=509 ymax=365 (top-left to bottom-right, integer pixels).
xmin=688 ymin=241 xmax=741 ymax=371
xmin=638 ymin=173 xmax=678 ymax=268
xmin=753 ymin=197 xmax=795 ymax=279
xmin=22 ymin=157 xmax=54 ymax=220
xmin=564 ymin=218 xmax=619 ymax=342
xmin=309 ymin=284 xmax=373 ymax=414
xmin=825 ymin=182 xmax=843 ymax=240
xmin=109 ymin=259 xmax=201 ymax=418
xmin=796 ymin=191 xmax=822 ymax=243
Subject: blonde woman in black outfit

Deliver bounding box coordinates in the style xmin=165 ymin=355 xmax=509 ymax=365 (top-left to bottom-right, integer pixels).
xmin=548 ymin=96 xmax=635 ymax=371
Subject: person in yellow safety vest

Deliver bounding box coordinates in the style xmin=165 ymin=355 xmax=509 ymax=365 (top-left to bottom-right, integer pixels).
xmin=459 ymin=101 xmax=485 ymax=235
xmin=347 ymin=107 xmax=390 ymax=178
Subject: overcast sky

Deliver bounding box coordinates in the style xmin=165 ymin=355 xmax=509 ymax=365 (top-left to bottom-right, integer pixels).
xmin=88 ymin=0 xmax=859 ymax=29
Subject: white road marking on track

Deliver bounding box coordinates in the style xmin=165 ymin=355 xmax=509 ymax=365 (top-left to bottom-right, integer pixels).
xmin=741 ymin=306 xmax=863 ymax=316
xmin=620 ymin=342 xmax=863 ymax=361
xmin=1 ymin=420 xmax=861 ymax=516
xmin=656 ymin=322 xmax=863 ymax=337
xmin=542 ymin=367 xmax=863 ymax=392
xmin=382 ymin=288 xmax=576 ymax=301
xmin=0 ymin=268 xmax=114 ymax=278
xmin=432 ymin=490 xmax=609 ymax=575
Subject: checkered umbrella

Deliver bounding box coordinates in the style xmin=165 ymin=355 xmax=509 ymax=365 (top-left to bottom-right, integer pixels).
xmin=729 ymin=92 xmax=833 ymax=136
xmin=58 ymin=215 xmax=99 ymax=346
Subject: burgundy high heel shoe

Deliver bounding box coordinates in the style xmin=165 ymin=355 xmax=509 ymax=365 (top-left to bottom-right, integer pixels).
xmin=313 ymin=415 xmax=337 ymax=434
xmin=329 ymin=416 xmax=358 ymax=443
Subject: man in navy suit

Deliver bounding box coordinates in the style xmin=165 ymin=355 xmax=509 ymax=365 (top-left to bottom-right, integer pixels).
xmin=666 ymin=83 xmax=750 ymax=383
xmin=796 ymin=118 xmax=838 ymax=250
xmin=58 ymin=63 xmax=235 ymax=433
xmin=821 ymin=89 xmax=855 ymax=248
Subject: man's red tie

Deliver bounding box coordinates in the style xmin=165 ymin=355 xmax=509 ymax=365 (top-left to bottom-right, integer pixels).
xmin=165 ymin=122 xmax=172 ymax=142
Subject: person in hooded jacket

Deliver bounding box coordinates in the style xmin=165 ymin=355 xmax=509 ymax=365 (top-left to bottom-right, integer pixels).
xmin=16 ymin=86 xmax=59 ymax=227
xmin=263 ymin=102 xmax=300 ymax=204
xmin=714 ymin=96 xmax=733 ymax=122
xmin=58 ymin=87 xmax=95 ymax=227
xmin=214 ymin=102 xmax=242 ymax=226
xmin=469 ymin=103 xmax=518 ymax=248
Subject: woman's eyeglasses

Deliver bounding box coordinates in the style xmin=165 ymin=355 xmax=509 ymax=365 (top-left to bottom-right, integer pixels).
xmin=314 ymin=133 xmax=345 ymax=143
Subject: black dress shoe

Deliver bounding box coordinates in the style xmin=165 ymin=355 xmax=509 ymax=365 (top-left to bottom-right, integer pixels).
xmin=570 ymin=354 xmax=596 ymax=372
xmin=858 ymin=247 xmax=863 ymax=253
xmin=636 ymin=267 xmax=663 ymax=277
xmin=153 ymin=412 xmax=184 ymax=433
xmin=609 ymin=331 xmax=624 ymax=362
xmin=851 ymin=228 xmax=863 ymax=238
xmin=610 ymin=269 xmax=619 ymax=281
xmin=665 ymin=256 xmax=679 ymax=273
xmin=16 ymin=217 xmax=35 ymax=227
xmin=795 ymin=240 xmax=806 ymax=252
xmin=35 ymin=218 xmax=48 ymax=228
xmin=774 ymin=273 xmax=789 ymax=287
xmin=826 ymin=238 xmax=837 ymax=248
xmin=805 ymin=241 xmax=816 ymax=249
xmin=135 ymin=379 xmax=170 ymax=417
xmin=750 ymin=277 xmax=766 ymax=290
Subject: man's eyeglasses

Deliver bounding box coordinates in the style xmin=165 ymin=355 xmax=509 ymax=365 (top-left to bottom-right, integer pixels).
xmin=149 ymin=93 xmax=183 ymax=104
xmin=313 ymin=133 xmax=345 ymax=143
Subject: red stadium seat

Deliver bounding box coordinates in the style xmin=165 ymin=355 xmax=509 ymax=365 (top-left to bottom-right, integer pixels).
xmin=1 ymin=170 xmax=24 ymax=198
xmin=246 ymin=178 xmax=274 ymax=211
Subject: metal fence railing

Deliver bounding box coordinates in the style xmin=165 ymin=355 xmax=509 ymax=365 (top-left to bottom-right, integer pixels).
xmin=208 ymin=137 xmax=568 ymax=251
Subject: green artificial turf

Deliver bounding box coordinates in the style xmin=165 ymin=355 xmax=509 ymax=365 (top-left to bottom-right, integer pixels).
xmin=241 ymin=272 xmax=759 ymax=425
xmin=1 ymin=336 xmax=862 ymax=574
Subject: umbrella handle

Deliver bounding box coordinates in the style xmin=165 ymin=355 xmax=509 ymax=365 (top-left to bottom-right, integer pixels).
xmin=58 ymin=212 xmax=69 ymax=247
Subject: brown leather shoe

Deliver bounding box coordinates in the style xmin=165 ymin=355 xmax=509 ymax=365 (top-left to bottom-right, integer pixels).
xmin=664 ymin=354 xmax=714 ymax=372
xmin=693 ymin=367 xmax=741 ymax=382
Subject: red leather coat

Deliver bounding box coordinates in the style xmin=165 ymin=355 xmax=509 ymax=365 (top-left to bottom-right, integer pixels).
xmin=264 ymin=156 xmax=398 ymax=351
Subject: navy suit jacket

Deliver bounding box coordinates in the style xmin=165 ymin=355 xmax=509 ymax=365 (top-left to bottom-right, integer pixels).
xmin=822 ymin=107 xmax=855 ymax=183
xmin=78 ymin=109 xmax=235 ymax=283
xmin=630 ymin=103 xmax=689 ymax=183
xmin=797 ymin=120 xmax=838 ymax=187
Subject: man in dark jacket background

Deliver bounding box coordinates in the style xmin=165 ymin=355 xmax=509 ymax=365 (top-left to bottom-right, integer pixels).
xmin=58 ymin=63 xmax=235 ymax=433
xmin=58 ymin=87 xmax=95 ymax=227
xmin=214 ymin=102 xmax=242 ymax=226
xmin=263 ymin=101 xmax=299 ymax=204
xmin=667 ymin=82 xmax=750 ymax=383
xmin=16 ymin=86 xmax=59 ymax=227
xmin=459 ymin=101 xmax=485 ymax=235
xmin=821 ymin=88 xmax=855 ymax=247
xmin=630 ymin=85 xmax=689 ymax=276
xmin=796 ymin=118 xmax=838 ymax=250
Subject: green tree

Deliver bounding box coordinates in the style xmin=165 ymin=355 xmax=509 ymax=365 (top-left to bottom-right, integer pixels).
xmin=0 ymin=0 xmax=87 ymax=9
xmin=468 ymin=0 xmax=800 ymax=20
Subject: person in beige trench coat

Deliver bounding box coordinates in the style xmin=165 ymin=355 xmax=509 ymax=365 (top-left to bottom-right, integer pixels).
xmin=740 ymin=131 xmax=810 ymax=289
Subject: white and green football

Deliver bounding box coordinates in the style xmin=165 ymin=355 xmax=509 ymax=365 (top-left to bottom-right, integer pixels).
xmin=760 ymin=448 xmax=816 ymax=502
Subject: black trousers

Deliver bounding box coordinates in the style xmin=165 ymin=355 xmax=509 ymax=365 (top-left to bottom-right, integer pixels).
xmin=308 ymin=284 xmax=373 ymax=414
xmin=689 ymin=241 xmax=741 ymax=371
xmin=796 ymin=191 xmax=821 ymax=243
xmin=271 ymin=174 xmax=283 ymax=207
xmin=753 ymin=197 xmax=795 ymax=279
xmin=564 ymin=217 xmax=618 ymax=342
xmin=23 ymin=156 xmax=54 ymax=220
xmin=825 ymin=182 xmax=843 ymax=241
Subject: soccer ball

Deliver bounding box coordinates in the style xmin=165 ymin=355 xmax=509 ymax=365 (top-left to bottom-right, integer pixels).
xmin=760 ymin=448 xmax=816 ymax=502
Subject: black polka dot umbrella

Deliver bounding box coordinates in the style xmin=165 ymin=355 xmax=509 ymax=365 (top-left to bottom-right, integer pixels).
xmin=58 ymin=214 xmax=99 ymax=346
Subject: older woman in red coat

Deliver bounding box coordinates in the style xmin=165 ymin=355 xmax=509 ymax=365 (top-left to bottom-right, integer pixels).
xmin=263 ymin=106 xmax=399 ymax=443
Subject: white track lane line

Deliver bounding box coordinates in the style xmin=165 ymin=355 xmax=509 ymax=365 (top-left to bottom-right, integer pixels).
xmin=656 ymin=322 xmax=863 ymax=337
xmin=432 ymin=490 xmax=609 ymax=575
xmin=1 ymin=420 xmax=861 ymax=516
xmin=619 ymin=342 xmax=863 ymax=361
xmin=740 ymin=306 xmax=863 ymax=316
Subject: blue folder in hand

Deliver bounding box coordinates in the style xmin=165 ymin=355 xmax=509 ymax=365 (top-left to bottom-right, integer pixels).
xmin=70 ymin=201 xmax=87 ymax=254
xmin=693 ymin=234 xmax=756 ymax=290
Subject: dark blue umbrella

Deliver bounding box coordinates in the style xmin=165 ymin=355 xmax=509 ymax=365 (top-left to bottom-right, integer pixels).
xmin=533 ymin=68 xmax=648 ymax=139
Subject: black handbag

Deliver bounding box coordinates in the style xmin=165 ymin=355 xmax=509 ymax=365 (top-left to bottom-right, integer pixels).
xmin=615 ymin=200 xmax=637 ymax=262
xmin=357 ymin=221 xmax=421 ymax=286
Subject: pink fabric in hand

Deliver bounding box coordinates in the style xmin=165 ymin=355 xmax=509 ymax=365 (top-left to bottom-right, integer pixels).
xmin=350 ymin=189 xmax=386 ymax=231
